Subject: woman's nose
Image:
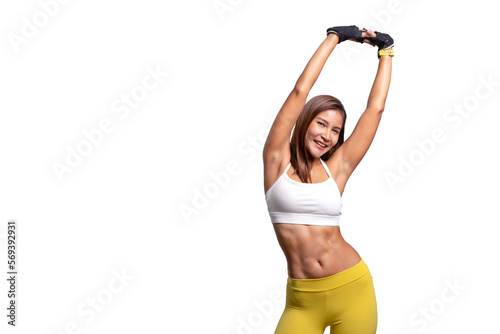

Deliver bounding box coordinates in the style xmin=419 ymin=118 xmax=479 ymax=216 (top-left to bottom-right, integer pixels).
xmin=322 ymin=129 xmax=331 ymax=141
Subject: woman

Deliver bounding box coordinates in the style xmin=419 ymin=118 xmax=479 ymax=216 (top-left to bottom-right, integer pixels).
xmin=263 ymin=25 xmax=394 ymax=334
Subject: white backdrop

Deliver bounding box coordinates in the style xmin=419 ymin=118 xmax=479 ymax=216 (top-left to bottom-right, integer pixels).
xmin=1 ymin=0 xmax=499 ymax=333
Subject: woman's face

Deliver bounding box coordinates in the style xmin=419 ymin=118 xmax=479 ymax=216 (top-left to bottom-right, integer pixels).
xmin=305 ymin=109 xmax=343 ymax=158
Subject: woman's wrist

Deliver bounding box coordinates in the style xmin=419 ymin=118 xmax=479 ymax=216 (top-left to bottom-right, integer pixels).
xmin=378 ymin=49 xmax=394 ymax=57
xmin=326 ymin=33 xmax=340 ymax=44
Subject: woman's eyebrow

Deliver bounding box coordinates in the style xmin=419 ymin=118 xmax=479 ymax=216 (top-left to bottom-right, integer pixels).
xmin=318 ymin=117 xmax=341 ymax=129
xmin=317 ymin=117 xmax=329 ymax=124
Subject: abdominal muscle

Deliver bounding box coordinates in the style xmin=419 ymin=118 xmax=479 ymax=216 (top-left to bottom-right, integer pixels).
xmin=272 ymin=223 xmax=361 ymax=279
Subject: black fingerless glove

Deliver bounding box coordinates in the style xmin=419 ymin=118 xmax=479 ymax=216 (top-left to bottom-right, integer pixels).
xmin=365 ymin=31 xmax=394 ymax=58
xmin=366 ymin=31 xmax=394 ymax=50
xmin=326 ymin=25 xmax=365 ymax=43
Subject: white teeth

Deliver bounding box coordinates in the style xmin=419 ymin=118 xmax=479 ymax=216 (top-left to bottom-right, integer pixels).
xmin=315 ymin=140 xmax=326 ymax=147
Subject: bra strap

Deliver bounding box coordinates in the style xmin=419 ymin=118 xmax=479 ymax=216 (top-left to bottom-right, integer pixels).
xmin=284 ymin=162 xmax=292 ymax=173
xmin=319 ymin=159 xmax=332 ymax=178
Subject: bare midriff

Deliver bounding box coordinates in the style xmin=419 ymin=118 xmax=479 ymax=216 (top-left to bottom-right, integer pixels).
xmin=272 ymin=223 xmax=361 ymax=279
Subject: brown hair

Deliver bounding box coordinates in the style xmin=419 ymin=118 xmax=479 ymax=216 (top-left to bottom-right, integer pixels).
xmin=289 ymin=95 xmax=346 ymax=183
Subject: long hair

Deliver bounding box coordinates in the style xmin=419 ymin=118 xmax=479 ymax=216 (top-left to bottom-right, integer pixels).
xmin=289 ymin=95 xmax=347 ymax=183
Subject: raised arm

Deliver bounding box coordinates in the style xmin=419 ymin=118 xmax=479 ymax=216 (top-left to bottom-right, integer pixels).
xmin=337 ymin=46 xmax=393 ymax=177
xmin=263 ymin=33 xmax=340 ymax=161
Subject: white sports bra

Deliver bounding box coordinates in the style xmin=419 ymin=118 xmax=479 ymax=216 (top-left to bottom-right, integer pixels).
xmin=265 ymin=159 xmax=342 ymax=226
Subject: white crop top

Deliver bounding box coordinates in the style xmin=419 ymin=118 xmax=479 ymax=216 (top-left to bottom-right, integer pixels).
xmin=265 ymin=159 xmax=342 ymax=226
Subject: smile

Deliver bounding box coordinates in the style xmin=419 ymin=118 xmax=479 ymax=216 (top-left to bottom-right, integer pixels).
xmin=314 ymin=140 xmax=327 ymax=149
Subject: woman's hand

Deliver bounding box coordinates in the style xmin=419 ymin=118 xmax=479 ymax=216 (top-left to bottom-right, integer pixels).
xmin=356 ymin=29 xmax=377 ymax=45
xmin=326 ymin=25 xmax=374 ymax=44
xmin=365 ymin=31 xmax=394 ymax=50
xmin=364 ymin=30 xmax=395 ymax=58
xmin=326 ymin=26 xmax=394 ymax=50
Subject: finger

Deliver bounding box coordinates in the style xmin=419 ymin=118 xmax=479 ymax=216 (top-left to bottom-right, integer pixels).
xmin=363 ymin=39 xmax=375 ymax=47
xmin=360 ymin=28 xmax=375 ymax=38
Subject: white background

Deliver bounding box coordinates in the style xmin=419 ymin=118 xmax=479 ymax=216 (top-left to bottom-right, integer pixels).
xmin=1 ymin=0 xmax=499 ymax=333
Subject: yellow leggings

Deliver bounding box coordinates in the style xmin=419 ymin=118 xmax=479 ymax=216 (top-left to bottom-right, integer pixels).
xmin=275 ymin=258 xmax=377 ymax=334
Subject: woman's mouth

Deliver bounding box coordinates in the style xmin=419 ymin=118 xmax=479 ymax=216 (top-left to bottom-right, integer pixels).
xmin=314 ymin=140 xmax=327 ymax=149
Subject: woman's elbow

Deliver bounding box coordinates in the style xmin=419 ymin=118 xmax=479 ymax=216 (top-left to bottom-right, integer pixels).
xmin=367 ymin=105 xmax=385 ymax=114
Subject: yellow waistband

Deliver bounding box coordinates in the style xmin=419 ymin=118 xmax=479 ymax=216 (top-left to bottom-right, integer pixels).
xmin=287 ymin=258 xmax=370 ymax=291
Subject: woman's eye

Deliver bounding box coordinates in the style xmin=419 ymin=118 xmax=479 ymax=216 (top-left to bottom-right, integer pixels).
xmin=318 ymin=122 xmax=325 ymax=126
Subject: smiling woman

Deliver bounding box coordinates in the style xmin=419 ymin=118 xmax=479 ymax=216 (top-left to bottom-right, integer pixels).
xmin=290 ymin=95 xmax=347 ymax=184
xmin=262 ymin=25 xmax=394 ymax=334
